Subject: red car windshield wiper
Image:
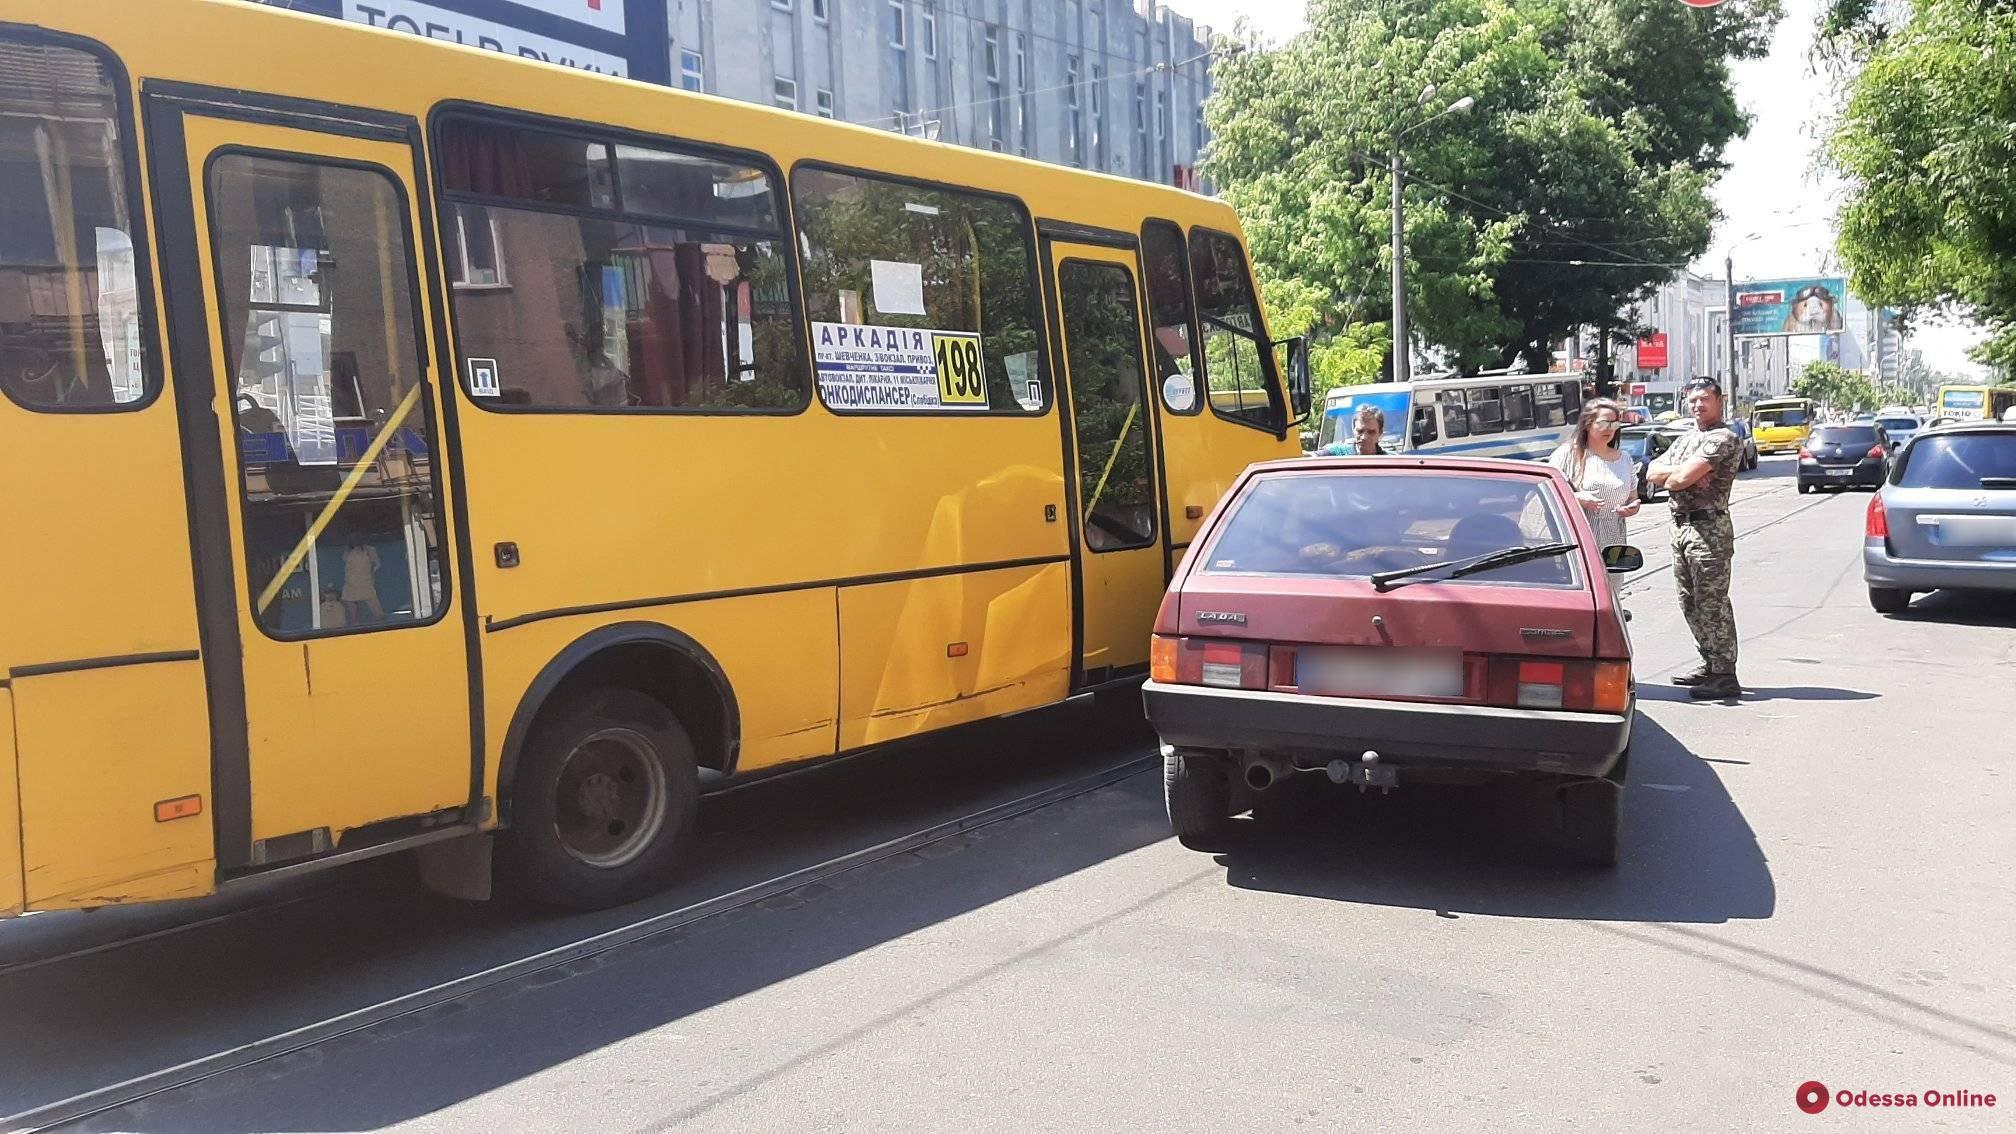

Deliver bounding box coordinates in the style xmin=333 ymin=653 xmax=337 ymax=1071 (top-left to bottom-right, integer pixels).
xmin=1371 ymin=542 xmax=1578 ymax=592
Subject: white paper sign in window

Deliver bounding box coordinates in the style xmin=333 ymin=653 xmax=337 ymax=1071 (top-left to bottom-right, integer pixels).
xmin=869 ymin=258 xmax=927 ymax=316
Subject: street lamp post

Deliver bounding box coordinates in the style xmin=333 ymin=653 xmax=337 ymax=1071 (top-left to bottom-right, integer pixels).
xmin=1390 ymin=91 xmax=1473 ymax=385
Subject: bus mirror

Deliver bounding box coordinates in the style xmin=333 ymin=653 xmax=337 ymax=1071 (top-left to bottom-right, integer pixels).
xmin=1281 ymin=336 xmax=1311 ymax=422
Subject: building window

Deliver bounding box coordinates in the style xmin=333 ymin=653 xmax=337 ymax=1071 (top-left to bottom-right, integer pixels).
xmin=1135 ymin=81 xmax=1146 ymax=131
xmin=1014 ymin=33 xmax=1027 ymax=85
xmin=773 ymin=77 xmax=798 ymax=110
xmin=436 ymin=116 xmax=806 ymax=414
xmin=1156 ymin=90 xmax=1167 ymax=141
xmin=1090 ymin=64 xmax=1104 ymax=159
xmin=813 ymin=0 xmax=828 ymax=20
xmin=888 ymin=0 xmax=906 ymax=49
xmin=793 ymin=168 xmax=1048 ymax=415
xmin=1067 ymin=56 xmax=1080 ymax=108
xmin=680 ymin=50 xmax=704 ymax=92
xmin=1194 ymin=104 xmax=1205 ymax=152
xmin=922 ymin=9 xmax=936 ymax=58
xmin=816 ymin=88 xmax=835 ymax=118
xmin=1067 ymin=0 xmax=1081 ymax=35
xmin=984 ymin=25 xmax=999 ymax=80
xmin=771 ymin=0 xmax=791 ymax=10
xmin=988 ymin=85 xmax=1003 ymax=151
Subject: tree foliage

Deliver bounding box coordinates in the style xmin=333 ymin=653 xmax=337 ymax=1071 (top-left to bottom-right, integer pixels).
xmin=1826 ymin=0 xmax=2016 ymax=373
xmin=1203 ymin=0 xmax=1777 ymax=375
xmin=1792 ymin=359 xmax=1917 ymax=412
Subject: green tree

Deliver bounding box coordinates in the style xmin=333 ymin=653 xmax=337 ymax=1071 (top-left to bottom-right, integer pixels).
xmin=1826 ymin=0 xmax=2016 ymax=371
xmin=1204 ymin=0 xmax=1777 ymax=375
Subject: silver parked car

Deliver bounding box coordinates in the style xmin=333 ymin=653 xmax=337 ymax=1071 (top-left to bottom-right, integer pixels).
xmin=1875 ymin=413 xmax=1925 ymax=450
xmin=1864 ymin=423 xmax=2016 ymax=612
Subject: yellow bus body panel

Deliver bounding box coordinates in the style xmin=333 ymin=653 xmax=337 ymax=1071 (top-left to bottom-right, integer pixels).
xmin=14 ymin=664 xmax=214 ymax=909
xmin=838 ymin=563 xmax=1071 ymax=751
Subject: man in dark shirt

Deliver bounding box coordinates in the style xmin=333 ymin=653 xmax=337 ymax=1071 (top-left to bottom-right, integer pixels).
xmin=1647 ymin=377 xmax=1745 ymax=700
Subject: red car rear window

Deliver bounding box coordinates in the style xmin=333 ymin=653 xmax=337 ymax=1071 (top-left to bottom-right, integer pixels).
xmin=1201 ymin=472 xmax=1580 ymax=586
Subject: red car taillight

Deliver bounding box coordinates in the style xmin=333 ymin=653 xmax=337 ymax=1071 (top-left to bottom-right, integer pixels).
xmin=1797 ymin=447 xmax=1814 ymax=460
xmin=1866 ymin=493 xmax=1890 ymax=539
xmin=1482 ymin=657 xmax=1631 ymax=713
xmin=1868 ymin=444 xmax=1886 ymax=459
xmin=1150 ymin=635 xmax=1267 ymax=689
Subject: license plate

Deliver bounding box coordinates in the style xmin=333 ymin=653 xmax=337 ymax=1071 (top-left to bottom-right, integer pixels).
xmin=1825 ymin=468 xmax=1853 ymax=477
xmin=1298 ymin=648 xmax=1463 ymax=699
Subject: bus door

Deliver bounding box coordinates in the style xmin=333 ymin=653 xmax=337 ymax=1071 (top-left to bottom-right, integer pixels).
xmin=1045 ymin=239 xmax=1167 ymax=688
xmin=146 ymin=94 xmax=476 ymax=871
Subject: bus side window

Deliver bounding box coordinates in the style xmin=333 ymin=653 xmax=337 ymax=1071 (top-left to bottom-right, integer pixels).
xmin=794 ymin=168 xmax=1047 ymax=414
xmin=1439 ymin=391 xmax=1469 ymax=438
xmin=437 ymin=116 xmax=806 ymax=412
xmin=1560 ymin=380 xmax=1583 ymax=417
xmin=1504 ymin=384 xmax=1535 ymax=431
xmin=1188 ymin=228 xmax=1284 ymax=431
xmin=1466 ymin=387 xmax=1504 ymax=435
xmin=1140 ymin=219 xmax=1200 ymax=414
xmin=1411 ymin=404 xmax=1439 ymax=447
xmin=1535 ymin=381 xmax=1566 ymax=426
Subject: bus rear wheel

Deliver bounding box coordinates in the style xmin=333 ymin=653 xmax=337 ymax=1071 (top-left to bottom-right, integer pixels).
xmin=503 ymin=688 xmax=698 ymax=910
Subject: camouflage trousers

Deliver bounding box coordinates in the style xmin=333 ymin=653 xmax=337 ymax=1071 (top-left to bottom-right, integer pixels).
xmin=1672 ymin=513 xmax=1738 ymax=674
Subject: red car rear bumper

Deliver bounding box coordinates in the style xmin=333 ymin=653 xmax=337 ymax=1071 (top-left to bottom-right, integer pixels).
xmin=1142 ymin=680 xmax=1631 ymax=780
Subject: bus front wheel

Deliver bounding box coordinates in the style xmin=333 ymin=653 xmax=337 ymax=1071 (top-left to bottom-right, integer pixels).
xmin=502 ymin=688 xmax=699 ymax=910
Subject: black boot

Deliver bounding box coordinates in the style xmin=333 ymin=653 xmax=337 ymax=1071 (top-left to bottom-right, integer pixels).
xmin=1689 ymin=673 xmax=1742 ymax=700
xmin=1671 ymin=666 xmax=1714 ymax=686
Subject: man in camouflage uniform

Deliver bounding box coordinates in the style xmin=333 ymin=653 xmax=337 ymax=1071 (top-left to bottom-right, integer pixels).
xmin=1648 ymin=377 xmax=1745 ymax=700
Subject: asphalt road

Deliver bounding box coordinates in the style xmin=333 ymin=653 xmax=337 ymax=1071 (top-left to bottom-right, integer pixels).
xmin=7 ymin=455 xmax=2012 ymax=1132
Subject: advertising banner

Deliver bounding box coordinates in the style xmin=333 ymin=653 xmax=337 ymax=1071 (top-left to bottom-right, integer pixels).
xmin=1635 ymin=332 xmax=1669 ymax=369
xmin=1732 ymin=277 xmax=1850 ymax=337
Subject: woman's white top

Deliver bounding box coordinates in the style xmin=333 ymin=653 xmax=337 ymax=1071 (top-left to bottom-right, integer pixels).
xmin=1548 ymin=444 xmax=1635 ymax=547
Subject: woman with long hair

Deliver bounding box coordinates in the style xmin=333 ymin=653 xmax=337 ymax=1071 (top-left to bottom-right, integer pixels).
xmin=1548 ymin=398 xmax=1640 ymax=548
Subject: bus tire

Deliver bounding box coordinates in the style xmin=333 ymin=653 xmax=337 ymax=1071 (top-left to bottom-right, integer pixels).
xmin=1164 ymin=747 xmax=1234 ymax=851
xmin=501 ymin=688 xmax=698 ymax=910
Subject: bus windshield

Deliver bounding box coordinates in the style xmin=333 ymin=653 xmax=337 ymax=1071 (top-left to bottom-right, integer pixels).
xmin=1756 ymin=407 xmax=1808 ymax=427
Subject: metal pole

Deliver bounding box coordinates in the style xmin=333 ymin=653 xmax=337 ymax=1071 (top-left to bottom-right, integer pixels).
xmin=1724 ymin=252 xmax=1737 ymax=396
xmin=1391 ymin=139 xmax=1409 ymax=385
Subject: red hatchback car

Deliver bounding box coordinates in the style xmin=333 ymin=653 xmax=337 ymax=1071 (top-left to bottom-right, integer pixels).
xmin=1142 ymin=456 xmax=1641 ymax=865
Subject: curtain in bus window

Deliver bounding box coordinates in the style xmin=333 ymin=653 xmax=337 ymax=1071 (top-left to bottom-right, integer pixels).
xmin=1187 ymin=228 xmax=1281 ymax=430
xmin=209 ymin=155 xmax=444 ymax=636
xmin=793 ymin=168 xmax=1045 ymax=414
xmin=439 ymin=118 xmax=802 ymax=411
xmin=0 ymin=40 xmax=148 ymax=409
